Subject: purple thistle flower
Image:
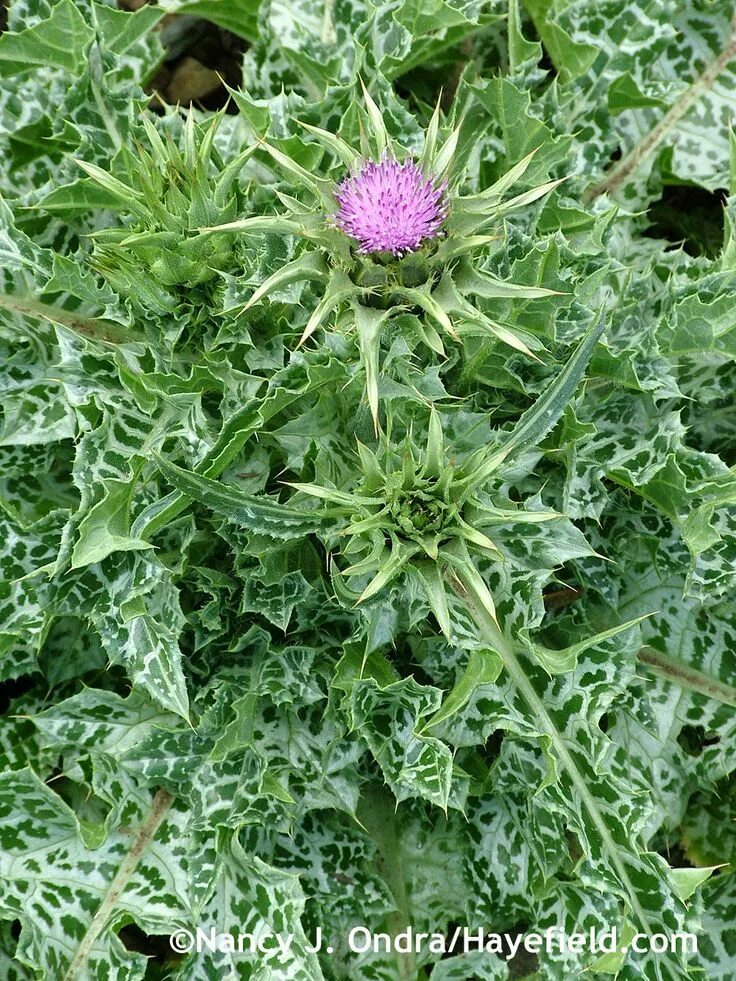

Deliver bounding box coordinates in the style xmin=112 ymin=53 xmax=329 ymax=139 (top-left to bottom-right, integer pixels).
xmin=334 ymin=158 xmax=447 ymax=256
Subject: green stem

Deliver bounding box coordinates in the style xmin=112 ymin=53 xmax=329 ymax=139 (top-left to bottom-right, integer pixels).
xmin=585 ymin=12 xmax=736 ymax=202
xmin=449 ymin=566 xmax=658 ymax=940
xmin=62 ymin=788 xmax=174 ymax=980
xmin=638 ymin=645 xmax=736 ymax=708
xmin=358 ymin=784 xmax=417 ymax=981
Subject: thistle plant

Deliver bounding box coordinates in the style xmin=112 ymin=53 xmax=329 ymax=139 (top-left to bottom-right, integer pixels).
xmin=203 ymin=84 xmax=565 ymax=426
xmin=4 ymin=1 xmax=731 ymax=976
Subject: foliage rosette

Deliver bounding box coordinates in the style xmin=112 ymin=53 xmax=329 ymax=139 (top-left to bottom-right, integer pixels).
xmin=284 ymin=335 xmax=605 ymax=647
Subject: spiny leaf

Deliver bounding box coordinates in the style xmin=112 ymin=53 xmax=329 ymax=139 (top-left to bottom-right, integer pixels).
xmin=154 ymin=456 xmax=333 ymax=540
xmin=460 ymin=315 xmax=606 ymax=489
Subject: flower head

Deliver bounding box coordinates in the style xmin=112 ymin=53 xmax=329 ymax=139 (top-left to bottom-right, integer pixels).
xmin=203 ymin=91 xmax=562 ymax=430
xmin=334 ymin=158 xmax=447 ymax=255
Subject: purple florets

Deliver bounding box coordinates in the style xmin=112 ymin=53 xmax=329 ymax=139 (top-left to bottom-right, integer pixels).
xmin=334 ymin=158 xmax=447 ymax=255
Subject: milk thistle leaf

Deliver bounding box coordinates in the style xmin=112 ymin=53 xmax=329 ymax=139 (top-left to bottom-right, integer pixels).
xmin=238 ymin=252 xmax=328 ymax=313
